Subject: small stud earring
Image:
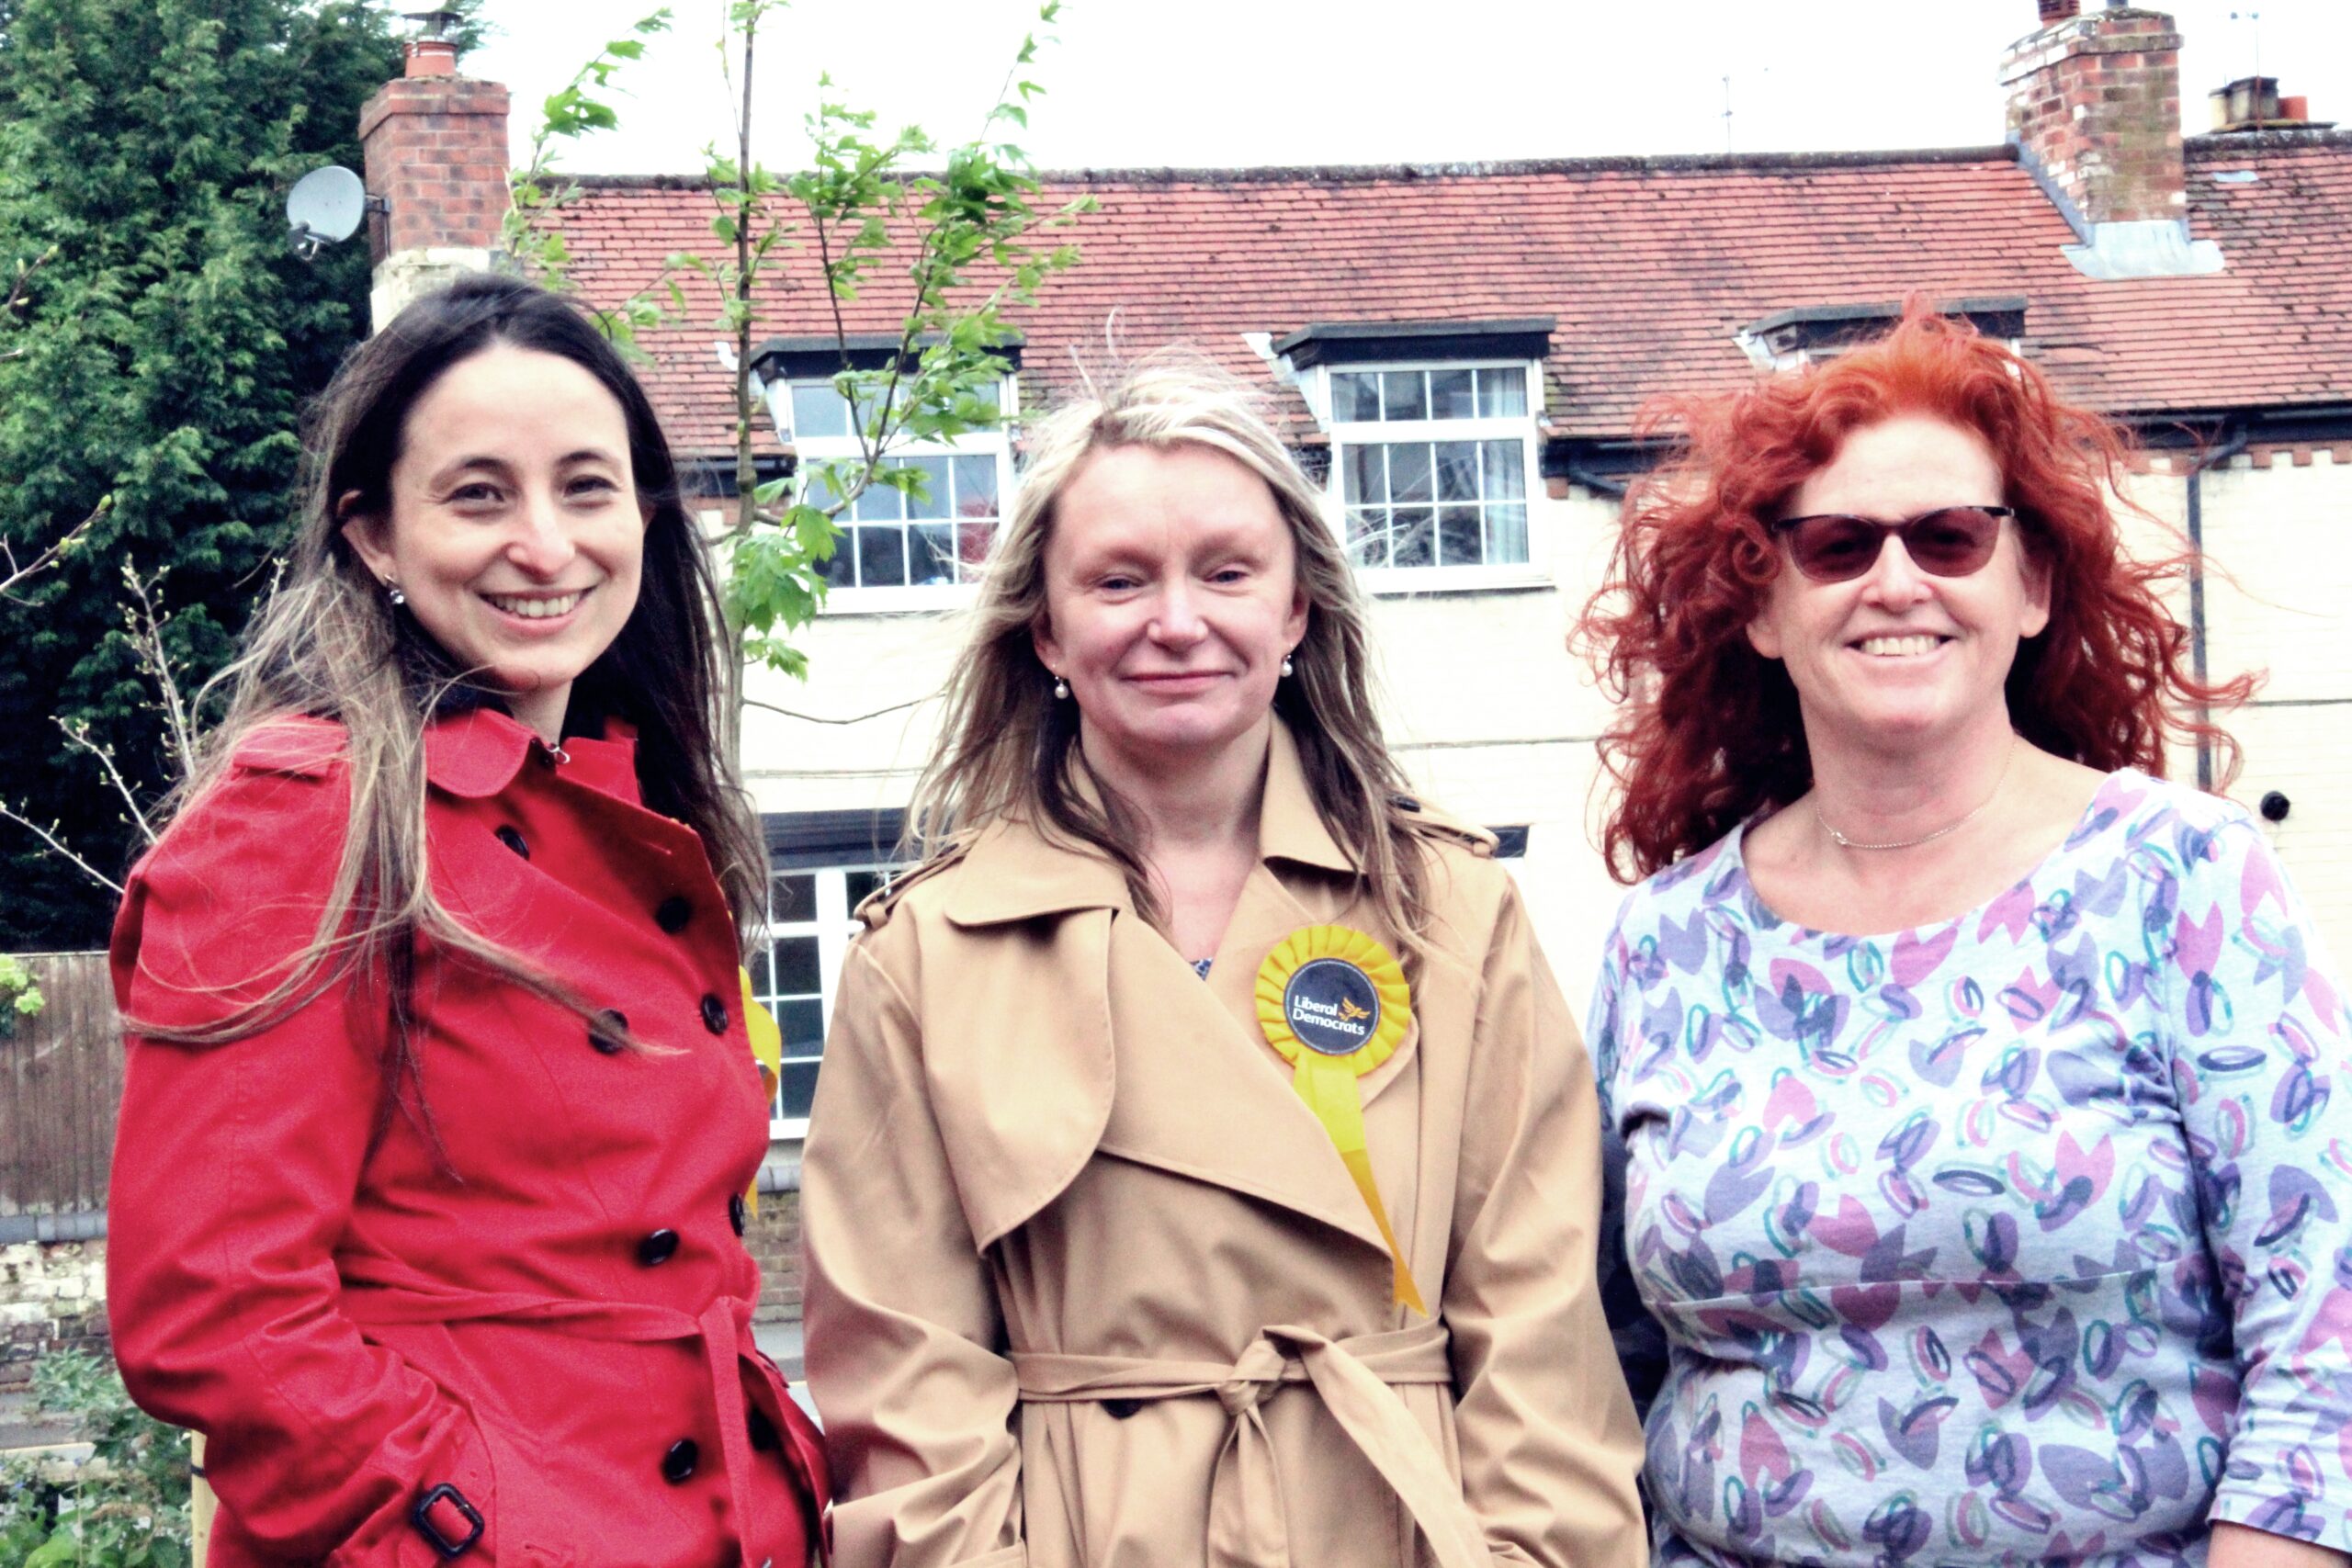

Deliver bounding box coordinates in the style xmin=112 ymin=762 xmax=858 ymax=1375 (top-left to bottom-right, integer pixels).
xmin=1052 ymin=674 xmax=1070 ymax=700
xmin=1280 ymin=653 xmax=1295 ymax=679
xmin=385 ymin=581 xmax=406 ymax=607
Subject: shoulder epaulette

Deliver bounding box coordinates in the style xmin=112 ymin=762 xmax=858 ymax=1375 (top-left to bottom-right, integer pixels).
xmin=228 ymin=716 xmax=347 ymax=780
xmin=853 ymin=839 xmax=972 ymax=931
xmin=1391 ymin=793 xmax=1498 ymax=859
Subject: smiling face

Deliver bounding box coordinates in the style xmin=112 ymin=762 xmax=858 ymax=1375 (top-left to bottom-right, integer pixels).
xmin=1032 ymin=440 xmax=1309 ymax=775
xmin=341 ymin=344 xmax=648 ymax=741
xmin=1746 ymin=413 xmax=2050 ymax=755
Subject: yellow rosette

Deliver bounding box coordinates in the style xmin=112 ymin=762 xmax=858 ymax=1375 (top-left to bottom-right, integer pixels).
xmin=741 ymin=967 xmax=783 ymax=1217
xmin=1256 ymin=925 xmax=1427 ymax=1315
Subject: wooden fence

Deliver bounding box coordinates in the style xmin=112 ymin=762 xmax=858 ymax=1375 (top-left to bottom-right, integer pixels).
xmin=0 ymin=951 xmax=119 ymax=1237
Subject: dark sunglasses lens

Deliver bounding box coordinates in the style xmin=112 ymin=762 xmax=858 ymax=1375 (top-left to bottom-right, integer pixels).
xmin=1787 ymin=517 xmax=1883 ymax=581
xmin=1905 ymin=508 xmax=2003 ymax=576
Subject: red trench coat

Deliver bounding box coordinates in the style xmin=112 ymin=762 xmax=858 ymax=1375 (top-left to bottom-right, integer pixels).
xmin=107 ymin=705 xmax=829 ymax=1568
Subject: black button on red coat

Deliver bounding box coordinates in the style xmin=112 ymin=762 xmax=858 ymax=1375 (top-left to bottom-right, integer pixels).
xmin=700 ymin=994 xmax=729 ymax=1034
xmin=654 ymin=895 xmax=692 ymax=933
xmin=729 ymin=1192 xmax=748 ymax=1236
xmin=493 ymin=825 xmax=529 ymax=859
xmin=588 ymin=1009 xmax=628 ymax=1055
xmin=661 ymin=1438 xmax=698 ymax=1483
xmin=637 ymin=1229 xmax=680 ymax=1267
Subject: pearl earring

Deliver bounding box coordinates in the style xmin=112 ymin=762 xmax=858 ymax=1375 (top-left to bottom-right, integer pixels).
xmin=1281 ymin=653 xmax=1295 ymax=678
xmin=385 ymin=581 xmax=406 ymax=607
xmin=1052 ymin=674 xmax=1069 ymax=700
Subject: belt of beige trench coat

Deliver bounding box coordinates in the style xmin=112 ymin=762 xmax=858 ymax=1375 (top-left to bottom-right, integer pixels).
xmin=1012 ymin=1320 xmax=1487 ymax=1568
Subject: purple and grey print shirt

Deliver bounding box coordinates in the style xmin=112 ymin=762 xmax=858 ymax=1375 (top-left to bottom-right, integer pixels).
xmin=1589 ymin=769 xmax=2352 ymax=1568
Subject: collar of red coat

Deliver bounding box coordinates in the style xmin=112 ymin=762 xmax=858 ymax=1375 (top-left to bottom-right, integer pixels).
xmin=942 ymin=720 xmax=1354 ymax=928
xmin=230 ymin=705 xmax=639 ymax=800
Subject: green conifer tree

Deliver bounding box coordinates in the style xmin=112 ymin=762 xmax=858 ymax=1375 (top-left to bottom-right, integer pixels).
xmin=0 ymin=0 xmax=405 ymax=944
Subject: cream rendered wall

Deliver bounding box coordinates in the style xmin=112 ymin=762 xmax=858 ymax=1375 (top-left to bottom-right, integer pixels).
xmin=2178 ymin=453 xmax=2352 ymax=967
xmin=737 ymin=456 xmax=2352 ymax=1029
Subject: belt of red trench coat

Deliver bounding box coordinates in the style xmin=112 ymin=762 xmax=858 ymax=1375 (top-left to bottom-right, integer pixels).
xmin=1011 ymin=1321 xmax=1487 ymax=1568
xmin=340 ymin=1284 xmax=808 ymax=1568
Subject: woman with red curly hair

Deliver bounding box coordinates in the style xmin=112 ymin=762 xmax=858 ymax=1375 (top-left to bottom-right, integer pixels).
xmin=1579 ymin=309 xmax=2352 ymax=1568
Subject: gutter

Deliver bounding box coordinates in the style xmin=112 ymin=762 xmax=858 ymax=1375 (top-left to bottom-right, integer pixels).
xmin=2184 ymin=420 xmax=2249 ymax=790
xmin=1563 ymin=463 xmax=1627 ymax=500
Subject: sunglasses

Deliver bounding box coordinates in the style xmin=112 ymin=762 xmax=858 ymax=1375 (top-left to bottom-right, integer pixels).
xmin=1770 ymin=505 xmax=2019 ymax=584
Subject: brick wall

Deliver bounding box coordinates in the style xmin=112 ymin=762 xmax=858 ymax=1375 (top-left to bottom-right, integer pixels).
xmin=1 ymin=1239 xmax=107 ymax=1390
xmin=356 ymin=62 xmax=509 ymax=329
xmin=2001 ymin=6 xmax=2188 ymax=225
xmin=356 ymin=75 xmax=509 ymax=258
xmin=745 ymin=1188 xmax=804 ymax=1326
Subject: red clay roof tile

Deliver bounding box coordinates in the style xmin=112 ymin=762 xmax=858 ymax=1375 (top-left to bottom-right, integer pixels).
xmin=546 ymin=134 xmax=2352 ymax=459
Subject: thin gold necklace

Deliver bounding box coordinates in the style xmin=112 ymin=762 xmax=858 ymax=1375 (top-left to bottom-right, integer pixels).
xmin=1814 ymin=734 xmax=2018 ymax=852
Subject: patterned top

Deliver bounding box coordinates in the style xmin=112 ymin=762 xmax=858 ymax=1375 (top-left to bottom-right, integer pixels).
xmin=1589 ymin=769 xmax=2352 ymax=1568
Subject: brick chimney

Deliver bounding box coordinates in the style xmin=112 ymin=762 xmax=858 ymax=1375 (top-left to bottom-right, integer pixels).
xmin=356 ymin=42 xmax=511 ymax=328
xmin=1999 ymin=6 xmax=2221 ymax=278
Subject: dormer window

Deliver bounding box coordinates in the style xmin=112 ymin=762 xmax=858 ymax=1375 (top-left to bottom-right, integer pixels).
xmin=750 ymin=333 xmax=1017 ymax=595
xmin=1275 ymin=318 xmax=1553 ymax=577
xmin=1329 ymin=367 xmax=1530 ymax=569
xmin=1735 ymin=298 xmax=2027 ymax=372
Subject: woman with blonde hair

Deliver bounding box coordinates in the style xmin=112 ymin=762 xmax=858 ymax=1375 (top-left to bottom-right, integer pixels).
xmin=801 ymin=350 xmax=1645 ymax=1568
xmin=106 ymin=273 xmax=828 ymax=1567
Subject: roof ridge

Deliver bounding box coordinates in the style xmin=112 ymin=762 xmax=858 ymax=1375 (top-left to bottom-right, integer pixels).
xmin=572 ymin=144 xmax=2021 ymax=190
xmin=2186 ymin=128 xmax=2352 ymax=156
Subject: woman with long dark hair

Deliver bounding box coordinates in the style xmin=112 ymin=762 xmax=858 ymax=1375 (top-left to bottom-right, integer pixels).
xmin=1580 ymin=308 xmax=2352 ymax=1568
xmin=106 ymin=273 xmax=828 ymax=1567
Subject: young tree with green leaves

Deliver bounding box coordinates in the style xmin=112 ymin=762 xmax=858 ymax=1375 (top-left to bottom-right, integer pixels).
xmin=511 ymin=2 xmax=1091 ymax=725
xmin=714 ymin=0 xmax=1090 ymax=705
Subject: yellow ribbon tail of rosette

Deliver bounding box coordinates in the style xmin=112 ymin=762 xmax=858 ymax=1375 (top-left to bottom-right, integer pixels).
xmin=1292 ymin=1053 xmax=1429 ymax=1315
xmin=741 ymin=967 xmax=783 ymax=1218
xmin=1256 ymin=924 xmax=1428 ymax=1316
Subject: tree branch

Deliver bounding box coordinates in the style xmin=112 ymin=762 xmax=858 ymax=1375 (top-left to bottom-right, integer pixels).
xmin=119 ymin=563 xmax=197 ymax=784
xmin=741 ymin=693 xmax=937 ymax=727
xmin=0 ymin=802 xmax=124 ymax=897
xmin=0 ymin=497 xmax=107 ymax=604
xmin=54 ymin=716 xmax=156 ymax=849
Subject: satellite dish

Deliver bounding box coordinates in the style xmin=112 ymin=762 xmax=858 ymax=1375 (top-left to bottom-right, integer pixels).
xmin=287 ymin=166 xmax=368 ymax=260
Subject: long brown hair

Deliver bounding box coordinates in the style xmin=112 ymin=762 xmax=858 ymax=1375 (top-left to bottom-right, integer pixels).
xmin=910 ymin=349 xmax=1442 ymax=964
xmin=133 ymin=274 xmax=763 ymax=1132
xmin=1576 ymin=306 xmax=2254 ymax=881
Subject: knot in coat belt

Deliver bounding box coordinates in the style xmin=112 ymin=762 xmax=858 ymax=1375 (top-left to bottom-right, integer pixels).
xmin=1012 ymin=1320 xmax=1490 ymax=1568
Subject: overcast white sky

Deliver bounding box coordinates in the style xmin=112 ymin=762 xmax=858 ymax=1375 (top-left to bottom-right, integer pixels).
xmin=458 ymin=0 xmax=2351 ymax=176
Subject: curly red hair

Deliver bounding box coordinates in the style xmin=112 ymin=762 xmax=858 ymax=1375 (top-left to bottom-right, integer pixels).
xmin=1576 ymin=306 xmax=2255 ymax=883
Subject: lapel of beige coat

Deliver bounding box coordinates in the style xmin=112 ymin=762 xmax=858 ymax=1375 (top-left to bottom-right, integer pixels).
xmin=939 ymin=724 xmax=1410 ymax=1262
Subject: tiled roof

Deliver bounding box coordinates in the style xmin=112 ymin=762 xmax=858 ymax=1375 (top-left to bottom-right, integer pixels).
xmin=550 ymin=131 xmax=2352 ymax=462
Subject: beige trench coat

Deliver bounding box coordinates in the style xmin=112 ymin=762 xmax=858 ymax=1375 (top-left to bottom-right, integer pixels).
xmin=801 ymin=726 xmax=1645 ymax=1568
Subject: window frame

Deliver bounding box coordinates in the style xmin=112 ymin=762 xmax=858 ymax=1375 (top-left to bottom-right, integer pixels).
xmin=752 ymin=808 xmax=907 ymax=1139
xmin=1309 ymin=357 xmax=1550 ymax=593
xmin=751 ymin=865 xmax=890 ymax=1139
xmin=783 ymin=371 xmax=1019 ymax=614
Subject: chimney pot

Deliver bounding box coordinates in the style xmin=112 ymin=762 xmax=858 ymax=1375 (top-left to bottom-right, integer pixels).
xmin=2038 ymin=0 xmax=2080 ymax=22
xmin=405 ymin=38 xmax=458 ymax=77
